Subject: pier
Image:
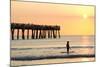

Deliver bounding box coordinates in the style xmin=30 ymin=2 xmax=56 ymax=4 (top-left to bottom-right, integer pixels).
xmin=11 ymin=23 xmax=60 ymax=40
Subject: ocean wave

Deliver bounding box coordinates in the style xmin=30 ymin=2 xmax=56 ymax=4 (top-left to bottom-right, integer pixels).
xmin=11 ymin=46 xmax=94 ymax=50
xmin=11 ymin=54 xmax=95 ymax=61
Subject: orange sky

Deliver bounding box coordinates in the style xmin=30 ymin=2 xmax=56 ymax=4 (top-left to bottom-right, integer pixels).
xmin=11 ymin=1 xmax=95 ymax=35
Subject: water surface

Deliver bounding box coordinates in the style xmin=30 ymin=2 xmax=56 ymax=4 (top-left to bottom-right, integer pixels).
xmin=11 ymin=35 xmax=95 ymax=66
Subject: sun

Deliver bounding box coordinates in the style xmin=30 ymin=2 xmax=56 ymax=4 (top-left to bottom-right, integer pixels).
xmin=83 ymin=14 xmax=88 ymax=19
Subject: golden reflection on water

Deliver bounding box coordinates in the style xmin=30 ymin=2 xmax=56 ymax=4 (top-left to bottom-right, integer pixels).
xmin=80 ymin=36 xmax=94 ymax=54
xmin=81 ymin=36 xmax=90 ymax=45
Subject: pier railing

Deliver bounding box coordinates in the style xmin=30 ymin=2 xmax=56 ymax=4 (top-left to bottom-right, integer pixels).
xmin=11 ymin=23 xmax=60 ymax=40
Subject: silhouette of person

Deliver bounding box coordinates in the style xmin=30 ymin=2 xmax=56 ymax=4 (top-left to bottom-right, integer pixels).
xmin=66 ymin=41 xmax=70 ymax=54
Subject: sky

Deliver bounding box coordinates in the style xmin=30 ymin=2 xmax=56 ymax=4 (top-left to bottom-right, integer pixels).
xmin=11 ymin=1 xmax=95 ymax=35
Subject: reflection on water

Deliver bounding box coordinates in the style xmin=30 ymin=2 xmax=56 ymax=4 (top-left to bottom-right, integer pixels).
xmin=81 ymin=36 xmax=91 ymax=54
xmin=80 ymin=36 xmax=95 ymax=46
xmin=81 ymin=36 xmax=90 ymax=45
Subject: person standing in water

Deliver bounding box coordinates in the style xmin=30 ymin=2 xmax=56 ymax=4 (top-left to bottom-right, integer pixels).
xmin=66 ymin=41 xmax=70 ymax=54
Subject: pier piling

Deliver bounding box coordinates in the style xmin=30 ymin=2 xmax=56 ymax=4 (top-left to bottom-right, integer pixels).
xmin=11 ymin=23 xmax=60 ymax=40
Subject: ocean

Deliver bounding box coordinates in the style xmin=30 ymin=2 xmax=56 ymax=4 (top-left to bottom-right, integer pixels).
xmin=11 ymin=35 xmax=95 ymax=66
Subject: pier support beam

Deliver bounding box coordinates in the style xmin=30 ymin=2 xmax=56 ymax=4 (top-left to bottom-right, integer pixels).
xmin=48 ymin=30 xmax=50 ymax=38
xmin=41 ymin=30 xmax=44 ymax=39
xmin=22 ymin=29 xmax=25 ymax=39
xmin=27 ymin=29 xmax=29 ymax=39
xmin=58 ymin=30 xmax=60 ymax=38
xmin=55 ymin=30 xmax=57 ymax=38
xmin=17 ymin=29 xmax=19 ymax=39
xmin=11 ymin=29 xmax=14 ymax=40
xmin=31 ymin=29 xmax=35 ymax=39
xmin=44 ymin=30 xmax=46 ymax=38
xmin=33 ymin=30 xmax=35 ymax=39
xmin=53 ymin=30 xmax=56 ymax=38
xmin=50 ymin=30 xmax=52 ymax=38
xmin=36 ymin=30 xmax=38 ymax=39
xmin=39 ymin=30 xmax=41 ymax=39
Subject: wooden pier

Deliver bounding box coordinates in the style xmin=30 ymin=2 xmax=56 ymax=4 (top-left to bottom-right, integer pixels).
xmin=11 ymin=23 xmax=60 ymax=40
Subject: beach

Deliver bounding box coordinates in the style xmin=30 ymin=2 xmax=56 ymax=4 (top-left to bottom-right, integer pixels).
xmin=11 ymin=35 xmax=95 ymax=66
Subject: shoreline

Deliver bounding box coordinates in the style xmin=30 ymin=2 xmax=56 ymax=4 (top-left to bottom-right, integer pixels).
xmin=11 ymin=54 xmax=95 ymax=61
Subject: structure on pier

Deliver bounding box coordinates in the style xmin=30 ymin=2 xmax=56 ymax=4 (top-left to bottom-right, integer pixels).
xmin=11 ymin=23 xmax=60 ymax=40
